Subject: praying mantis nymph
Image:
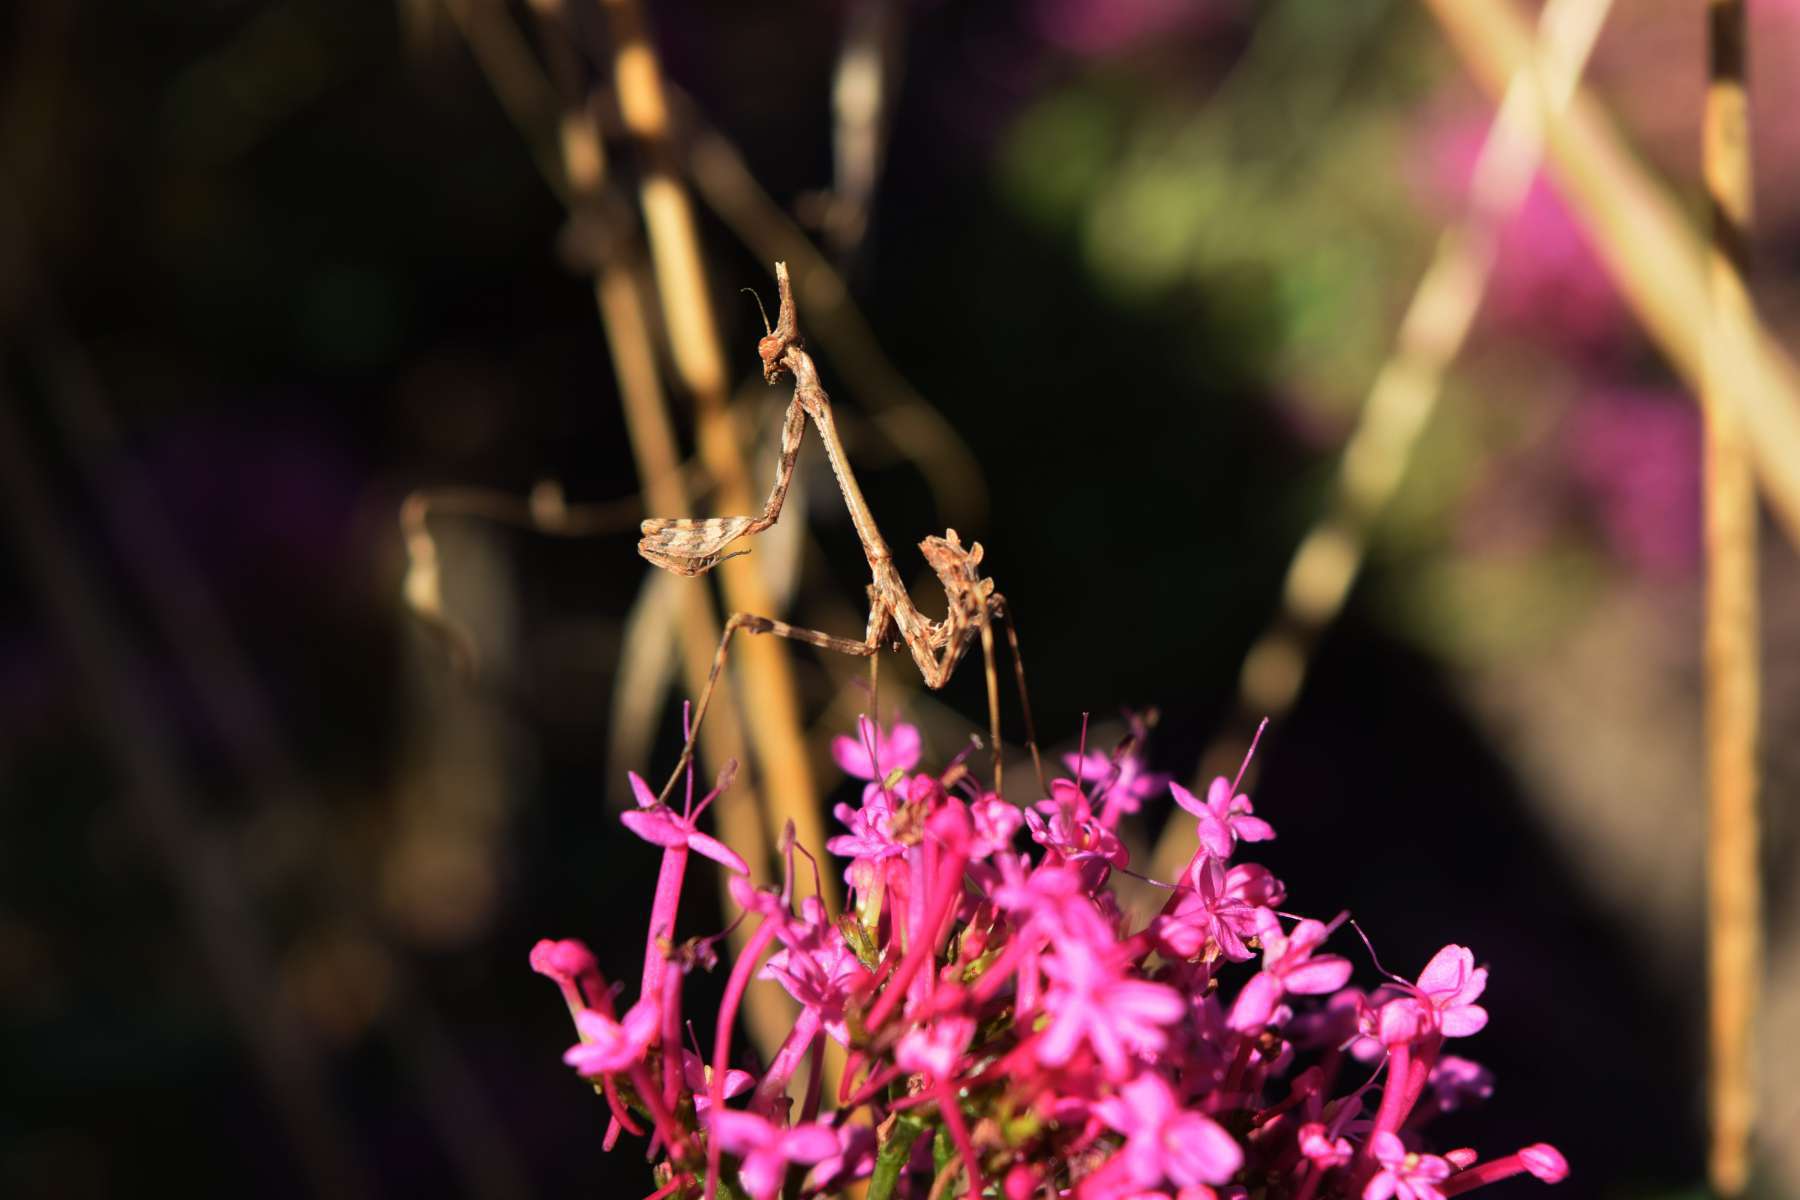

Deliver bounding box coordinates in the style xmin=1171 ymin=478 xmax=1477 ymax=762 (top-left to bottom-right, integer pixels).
xmin=638 ymin=261 xmax=1045 ymax=804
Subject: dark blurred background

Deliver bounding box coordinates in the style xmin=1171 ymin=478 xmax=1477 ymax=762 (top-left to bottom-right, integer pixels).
xmin=2 ymin=0 xmax=1797 ymax=1196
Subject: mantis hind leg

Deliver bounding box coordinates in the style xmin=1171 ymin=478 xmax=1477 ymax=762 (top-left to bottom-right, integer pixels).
xmin=980 ymin=619 xmax=1004 ymax=797
xmin=992 ymin=594 xmax=1047 ymax=798
xmin=658 ymin=611 xmax=880 ymax=806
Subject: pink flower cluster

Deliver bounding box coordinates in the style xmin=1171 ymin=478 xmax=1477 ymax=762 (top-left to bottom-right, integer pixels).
xmin=533 ymin=715 xmax=1567 ymax=1200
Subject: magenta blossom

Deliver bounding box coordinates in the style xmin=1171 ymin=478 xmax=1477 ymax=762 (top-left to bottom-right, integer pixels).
xmin=1171 ymin=776 xmax=1274 ymax=860
xmin=534 ymin=710 xmax=1567 ymax=1200
xmin=709 ymin=1109 xmax=839 ymax=1200
xmin=897 ymin=1014 xmax=977 ymax=1079
xmin=1427 ymin=1056 xmax=1494 ymax=1113
xmin=1298 ymin=1122 xmax=1354 ymax=1170
xmin=1038 ymin=941 xmax=1185 ymax=1078
xmin=1228 ymin=918 xmax=1354 ymax=1032
xmin=1093 ymin=1072 xmax=1244 ymax=1190
xmin=1364 ymin=1132 xmax=1453 ymax=1200
xmin=563 ymin=998 xmax=658 ymax=1078
xmin=970 ymin=795 xmax=1025 ymax=858
xmin=1064 ymin=748 xmax=1171 ymax=821
xmin=621 ymin=770 xmax=748 ymax=875
xmin=682 ymin=1051 xmax=753 ymax=1122
xmin=1403 ymin=945 xmax=1490 ymax=1039
xmin=806 ymin=1124 xmax=877 ymax=1192
xmin=1154 ymin=856 xmax=1278 ymax=962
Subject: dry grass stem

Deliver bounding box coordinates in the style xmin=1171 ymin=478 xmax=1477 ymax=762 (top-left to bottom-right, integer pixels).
xmin=1421 ymin=0 xmax=1800 ymax=551
xmin=1702 ymin=0 xmax=1762 ymax=1191
xmin=597 ymin=0 xmax=831 ymax=890
xmin=1142 ymin=0 xmax=1614 ymax=899
xmin=445 ymin=0 xmax=803 ymax=1057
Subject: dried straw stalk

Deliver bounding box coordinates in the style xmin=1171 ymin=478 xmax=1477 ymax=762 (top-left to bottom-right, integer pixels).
xmin=1701 ymin=0 xmax=1762 ymax=1192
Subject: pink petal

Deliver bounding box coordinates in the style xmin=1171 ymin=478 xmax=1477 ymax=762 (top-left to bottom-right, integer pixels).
xmin=884 ymin=722 xmax=923 ymax=772
xmin=1036 ymin=1007 xmax=1085 ymax=1066
xmin=620 ymin=808 xmax=690 ymax=849
xmin=708 ymin=1108 xmax=773 ymax=1155
xmin=1378 ymin=998 xmax=1428 ymax=1045
xmin=831 ymin=718 xmax=879 ymax=780
xmin=1110 ymin=979 xmax=1186 ymax=1026
xmin=1169 ymin=782 xmax=1208 ymax=819
xmin=737 ymin=1149 xmax=785 ymax=1200
xmin=1416 ymin=945 xmax=1474 ymax=997
xmin=1196 ymin=814 xmax=1236 ymax=859
xmin=1371 ymin=1131 xmax=1407 ymax=1166
xmin=1439 ymin=1004 xmax=1489 ymax=1038
xmin=779 ymin=1122 xmax=842 ymax=1163
xmin=1363 ymin=1174 xmax=1398 ymax=1200
xmin=1451 ymin=965 xmax=1489 ymax=1008
xmin=686 ymin=830 xmax=750 ymax=875
xmin=1231 ymin=815 xmax=1276 ymax=842
xmin=1228 ymin=972 xmax=1283 ymax=1031
xmin=1166 ymin=1111 xmax=1244 ymax=1187
xmin=1205 ymin=777 xmax=1232 ymax=811
xmin=1284 ymin=956 xmax=1354 ymax=995
xmin=628 ymin=770 xmax=658 ymax=809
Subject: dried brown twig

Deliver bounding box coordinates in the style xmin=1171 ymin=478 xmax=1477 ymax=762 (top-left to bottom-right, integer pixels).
xmin=594 ymin=0 xmax=830 ymax=879
xmin=1701 ymin=0 xmax=1762 ymax=1192
xmin=400 ymin=480 xmax=645 ymax=674
xmin=1422 ymin=0 xmax=1800 ymax=551
xmin=638 ymin=262 xmax=1047 ymax=802
xmin=1139 ymin=0 xmax=1613 ymax=901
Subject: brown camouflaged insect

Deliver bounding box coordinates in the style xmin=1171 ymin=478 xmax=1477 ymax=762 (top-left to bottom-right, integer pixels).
xmin=639 ymin=261 xmax=1044 ymax=803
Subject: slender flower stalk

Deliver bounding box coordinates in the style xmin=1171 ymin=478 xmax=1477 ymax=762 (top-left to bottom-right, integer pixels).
xmin=532 ymin=714 xmax=1568 ymax=1200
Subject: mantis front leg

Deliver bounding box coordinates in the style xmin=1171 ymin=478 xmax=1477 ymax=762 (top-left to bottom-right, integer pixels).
xmin=636 ymin=397 xmax=808 ymax=575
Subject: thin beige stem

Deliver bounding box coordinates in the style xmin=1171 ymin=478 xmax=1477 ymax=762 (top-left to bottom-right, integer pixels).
xmin=1703 ymin=1 xmax=1761 ymax=1193
xmin=1421 ymin=0 xmax=1800 ymax=552
xmin=596 ymin=0 xmax=832 ymax=896
xmin=446 ymin=0 xmax=799 ymax=1059
xmin=1140 ymin=0 xmax=1613 ymax=899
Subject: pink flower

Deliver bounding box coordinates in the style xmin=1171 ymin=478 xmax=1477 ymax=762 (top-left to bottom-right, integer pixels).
xmin=1364 ymin=1131 xmax=1453 ymax=1200
xmin=1227 ymin=918 xmax=1353 ymax=1032
xmin=969 ymin=795 xmax=1025 ymax=858
xmin=681 ymin=1050 xmax=753 ymax=1122
xmin=1298 ymin=1122 xmax=1353 ymax=1170
xmin=1064 ymin=750 xmax=1170 ymax=821
xmin=1027 ymin=780 xmax=1128 ymax=867
xmin=1154 ymin=857 xmax=1277 ymax=962
xmin=562 ymin=998 xmax=657 ymax=1077
xmin=1427 ymin=1055 xmax=1494 ymax=1113
xmin=620 ymin=770 xmax=748 ymax=875
xmin=806 ymin=1124 xmax=876 ymax=1192
xmin=897 ymin=1014 xmax=976 ymax=1079
xmin=1410 ymin=945 xmax=1490 ymax=1038
xmin=758 ymin=904 xmax=871 ymax=1044
xmin=1093 ymin=1072 xmax=1244 ymax=1190
xmin=831 ymin=715 xmax=921 ymax=780
xmin=1038 ymin=941 xmax=1186 ymax=1078
xmin=1171 ymin=777 xmax=1274 ymax=860
xmin=709 ymin=1110 xmax=839 ymax=1200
